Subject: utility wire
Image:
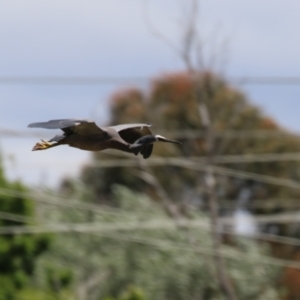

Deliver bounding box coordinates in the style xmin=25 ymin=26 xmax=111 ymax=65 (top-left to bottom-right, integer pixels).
xmin=0 ymin=127 xmax=297 ymax=140
xmin=0 ymin=211 xmax=33 ymax=223
xmin=1 ymin=76 xmax=300 ymax=85
xmin=0 ymin=220 xmax=300 ymax=270
xmin=62 ymin=157 xmax=300 ymax=190
xmin=92 ymin=232 xmax=300 ymax=270
xmin=1 ymin=184 xmax=300 ymax=226
xmin=18 ymin=152 xmax=300 ymax=168
xmin=167 ymin=160 xmax=300 ymax=190
xmin=0 ymin=187 xmax=156 ymax=219
xmin=2 ymin=184 xmax=300 ymax=220
xmin=0 ymin=76 xmax=149 ymax=86
xmin=219 ymin=198 xmax=300 ymax=210
xmin=1 ymin=217 xmax=300 ymax=249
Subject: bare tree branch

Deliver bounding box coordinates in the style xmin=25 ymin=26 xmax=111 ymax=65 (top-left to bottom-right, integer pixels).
xmin=142 ymin=0 xmax=183 ymax=58
xmin=134 ymin=160 xmax=181 ymax=220
xmin=193 ymin=76 xmax=238 ymax=300
xmin=183 ymin=1 xmax=237 ymax=299
xmin=143 ymin=0 xmax=237 ymax=297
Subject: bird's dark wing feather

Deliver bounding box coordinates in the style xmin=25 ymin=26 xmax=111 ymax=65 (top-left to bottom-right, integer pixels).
xmin=28 ymin=119 xmax=105 ymax=136
xmin=140 ymin=144 xmax=153 ymax=159
xmin=114 ymin=124 xmax=152 ymax=144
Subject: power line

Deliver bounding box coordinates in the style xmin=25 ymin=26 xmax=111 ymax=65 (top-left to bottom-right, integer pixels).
xmin=219 ymin=198 xmax=300 ymax=210
xmin=231 ymin=76 xmax=300 ymax=86
xmin=1 ymin=177 xmax=298 ymax=211
xmin=169 ymin=161 xmax=300 ymax=190
xmin=1 ymin=220 xmax=300 ymax=269
xmin=24 ymin=152 xmax=300 ymax=168
xmin=2 ymin=184 xmax=300 ymax=226
xmin=1 ymin=76 xmax=300 ymax=85
xmin=5 ymin=152 xmax=300 ymax=177
xmin=0 ymin=184 xmax=300 ymax=225
xmin=221 ymin=212 xmax=300 ymax=226
xmin=8 ymin=155 xmax=300 ymax=188
xmin=0 ymin=187 xmax=146 ymax=218
xmin=0 ymin=127 xmax=298 ymax=140
xmin=2 ymin=186 xmax=300 ymax=248
xmin=72 ymin=157 xmax=300 ymax=190
xmin=0 ymin=76 xmax=148 ymax=86
xmin=204 ymin=152 xmax=300 ymax=164
xmin=92 ymin=232 xmax=300 ymax=270
xmin=0 ymin=211 xmax=33 ymax=223
xmin=3 ymin=152 xmax=300 ymax=202
xmin=1 ymin=216 xmax=300 ymax=247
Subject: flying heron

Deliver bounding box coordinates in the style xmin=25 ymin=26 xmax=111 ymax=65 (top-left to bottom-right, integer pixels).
xmin=28 ymin=119 xmax=182 ymax=159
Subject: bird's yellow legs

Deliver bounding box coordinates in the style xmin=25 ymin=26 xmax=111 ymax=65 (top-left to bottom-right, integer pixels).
xmin=32 ymin=139 xmax=57 ymax=151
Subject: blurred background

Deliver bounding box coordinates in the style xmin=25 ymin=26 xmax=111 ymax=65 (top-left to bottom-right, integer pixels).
xmin=1 ymin=1 xmax=300 ymax=299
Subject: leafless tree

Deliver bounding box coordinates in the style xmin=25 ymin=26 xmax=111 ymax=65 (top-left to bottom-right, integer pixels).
xmin=143 ymin=0 xmax=238 ymax=299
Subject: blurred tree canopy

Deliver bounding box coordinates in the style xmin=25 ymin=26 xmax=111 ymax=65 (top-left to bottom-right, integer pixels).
xmin=80 ymin=72 xmax=300 ymax=220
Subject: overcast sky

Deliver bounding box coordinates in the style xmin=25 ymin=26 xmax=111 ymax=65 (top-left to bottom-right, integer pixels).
xmin=1 ymin=0 xmax=300 ymax=187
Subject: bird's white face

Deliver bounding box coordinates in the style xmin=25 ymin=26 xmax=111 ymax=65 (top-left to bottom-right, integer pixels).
xmin=154 ymin=135 xmax=166 ymax=141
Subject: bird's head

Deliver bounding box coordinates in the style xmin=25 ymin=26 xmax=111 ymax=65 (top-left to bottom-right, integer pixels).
xmin=129 ymin=134 xmax=182 ymax=149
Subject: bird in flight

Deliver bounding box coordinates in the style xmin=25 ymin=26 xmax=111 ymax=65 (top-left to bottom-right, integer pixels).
xmin=28 ymin=119 xmax=182 ymax=159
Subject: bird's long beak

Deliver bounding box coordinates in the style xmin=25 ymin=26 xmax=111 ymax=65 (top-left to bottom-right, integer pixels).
xmin=159 ymin=137 xmax=182 ymax=145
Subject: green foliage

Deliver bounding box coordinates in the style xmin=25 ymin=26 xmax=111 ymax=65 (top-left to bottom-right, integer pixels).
xmin=37 ymin=184 xmax=281 ymax=300
xmin=104 ymin=286 xmax=146 ymax=300
xmin=15 ymin=288 xmax=72 ymax=300
xmin=44 ymin=264 xmax=73 ymax=292
xmin=0 ymin=157 xmax=53 ymax=299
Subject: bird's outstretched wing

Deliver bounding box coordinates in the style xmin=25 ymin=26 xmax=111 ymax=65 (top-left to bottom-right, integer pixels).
xmin=109 ymin=123 xmax=151 ymax=133
xmin=28 ymin=119 xmax=105 ymax=135
xmin=111 ymin=123 xmax=152 ymax=144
